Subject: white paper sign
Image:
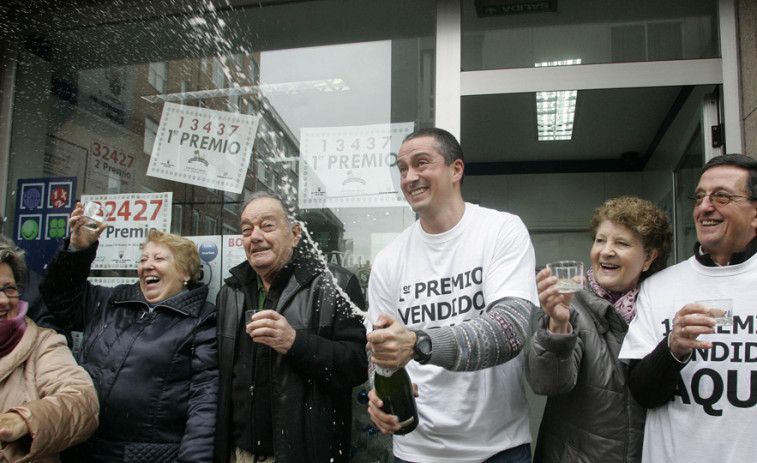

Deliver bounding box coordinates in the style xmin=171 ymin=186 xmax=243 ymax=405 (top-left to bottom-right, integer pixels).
xmin=187 ymin=235 xmax=223 ymax=303
xmin=221 ymin=235 xmax=248 ymax=282
xmin=82 ymin=192 xmax=172 ymax=270
xmin=147 ymin=102 xmax=259 ymax=194
xmin=298 ymin=123 xmax=412 ymax=209
xmin=88 ymin=277 xmax=139 ymax=287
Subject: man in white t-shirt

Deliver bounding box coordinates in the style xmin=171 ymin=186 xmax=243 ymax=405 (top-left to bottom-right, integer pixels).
xmin=619 ymin=153 xmax=757 ymax=462
xmin=365 ymin=128 xmax=539 ymax=463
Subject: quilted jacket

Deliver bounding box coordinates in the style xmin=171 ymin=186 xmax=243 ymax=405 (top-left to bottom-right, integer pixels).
xmin=40 ymin=239 xmax=218 ymax=463
xmin=214 ymin=254 xmax=368 ymax=463
xmin=525 ymin=289 xmax=645 ymax=463
xmin=0 ymin=319 xmax=98 ymax=463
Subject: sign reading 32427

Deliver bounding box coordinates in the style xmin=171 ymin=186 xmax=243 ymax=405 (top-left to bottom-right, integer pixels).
xmin=87 ymin=139 xmax=136 ymax=193
xmin=91 ymin=140 xmax=136 ymax=168
xmin=98 ymin=198 xmax=164 ymax=224
xmin=82 ymin=192 xmax=172 ymax=269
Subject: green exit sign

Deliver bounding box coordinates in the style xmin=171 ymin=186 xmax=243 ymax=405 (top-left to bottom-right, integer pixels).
xmin=475 ymin=0 xmax=557 ymax=17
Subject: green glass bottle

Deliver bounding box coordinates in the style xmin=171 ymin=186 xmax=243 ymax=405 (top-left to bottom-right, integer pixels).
xmin=374 ymin=365 xmax=419 ymax=435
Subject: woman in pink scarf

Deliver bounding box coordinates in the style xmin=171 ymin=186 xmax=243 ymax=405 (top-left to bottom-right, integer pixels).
xmin=526 ymin=196 xmax=672 ymax=463
xmin=0 ymin=244 xmax=99 ymax=462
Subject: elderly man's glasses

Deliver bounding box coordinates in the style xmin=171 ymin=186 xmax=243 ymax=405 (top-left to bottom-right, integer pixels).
xmin=689 ymin=191 xmax=751 ymax=206
xmin=0 ymin=284 xmax=22 ymax=298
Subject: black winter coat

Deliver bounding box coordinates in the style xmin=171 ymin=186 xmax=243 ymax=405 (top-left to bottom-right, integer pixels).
xmin=214 ymin=255 xmax=368 ymax=463
xmin=40 ymin=239 xmax=219 ymax=463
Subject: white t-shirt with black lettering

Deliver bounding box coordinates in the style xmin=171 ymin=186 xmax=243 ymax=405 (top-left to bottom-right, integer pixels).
xmin=367 ymin=203 xmax=538 ymax=463
xmin=620 ymin=253 xmax=757 ymax=463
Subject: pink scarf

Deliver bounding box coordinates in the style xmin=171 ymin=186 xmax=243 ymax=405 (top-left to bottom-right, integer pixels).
xmin=586 ymin=268 xmax=639 ymax=325
xmin=0 ymin=300 xmax=28 ymax=358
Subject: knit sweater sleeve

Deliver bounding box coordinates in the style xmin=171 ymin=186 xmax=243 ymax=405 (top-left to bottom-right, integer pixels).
xmin=425 ymin=296 xmax=535 ymax=371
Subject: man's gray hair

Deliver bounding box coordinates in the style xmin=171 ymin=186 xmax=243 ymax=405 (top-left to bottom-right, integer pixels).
xmin=239 ymin=191 xmax=299 ymax=228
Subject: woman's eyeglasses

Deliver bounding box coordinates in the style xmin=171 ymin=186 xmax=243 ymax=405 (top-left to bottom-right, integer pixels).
xmin=0 ymin=284 xmax=22 ymax=298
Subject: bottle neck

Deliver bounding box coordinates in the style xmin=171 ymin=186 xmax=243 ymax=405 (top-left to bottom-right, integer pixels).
xmin=374 ymin=365 xmax=397 ymax=377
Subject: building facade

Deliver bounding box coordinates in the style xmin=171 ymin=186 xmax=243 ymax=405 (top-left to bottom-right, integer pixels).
xmin=0 ymin=0 xmax=755 ymax=460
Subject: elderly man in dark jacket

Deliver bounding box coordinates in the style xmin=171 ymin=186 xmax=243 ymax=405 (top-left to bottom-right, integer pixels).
xmin=214 ymin=191 xmax=368 ymax=463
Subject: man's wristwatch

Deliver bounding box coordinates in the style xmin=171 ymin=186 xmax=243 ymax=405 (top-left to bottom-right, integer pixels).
xmin=412 ymin=329 xmax=432 ymax=364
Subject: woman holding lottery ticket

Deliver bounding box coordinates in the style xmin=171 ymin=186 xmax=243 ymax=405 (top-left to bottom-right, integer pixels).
xmin=525 ymin=196 xmax=672 ymax=463
xmin=39 ymin=202 xmax=218 ymax=463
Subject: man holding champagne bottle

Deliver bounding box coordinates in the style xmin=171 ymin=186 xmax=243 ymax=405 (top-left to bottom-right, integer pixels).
xmin=365 ymin=128 xmax=539 ymax=463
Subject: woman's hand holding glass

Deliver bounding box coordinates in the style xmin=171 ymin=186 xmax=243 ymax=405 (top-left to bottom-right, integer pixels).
xmin=68 ymin=201 xmax=108 ymax=251
xmin=537 ymin=267 xmax=574 ymax=334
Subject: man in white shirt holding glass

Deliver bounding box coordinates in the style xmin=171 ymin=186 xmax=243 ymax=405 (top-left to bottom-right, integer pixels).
xmin=620 ymin=153 xmax=757 ymax=462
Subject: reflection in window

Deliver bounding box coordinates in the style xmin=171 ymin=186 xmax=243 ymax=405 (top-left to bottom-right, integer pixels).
xmin=462 ymin=1 xmax=718 ymax=71
xmin=180 ymin=81 xmax=189 ymax=105
xmin=223 ymin=191 xmax=238 ymax=213
xmin=205 ymin=216 xmax=217 ymax=235
xmin=249 ymin=58 xmax=259 ymax=85
xmin=172 ymin=204 xmax=183 ymax=234
xmin=535 ymin=59 xmax=581 ymax=141
xmin=228 ymin=93 xmax=240 ymax=113
xmin=612 ymin=21 xmax=683 ymax=62
xmin=232 ymin=53 xmax=244 ymax=69
xmin=192 ymin=210 xmax=200 ymax=235
xmin=257 ymin=159 xmax=267 ymax=184
xmin=144 ymin=117 xmax=158 ymax=154
xmin=272 ymin=171 xmax=280 ymax=192
xmin=148 ymin=62 xmax=168 ymax=93
xmin=212 ymin=58 xmax=225 ymax=88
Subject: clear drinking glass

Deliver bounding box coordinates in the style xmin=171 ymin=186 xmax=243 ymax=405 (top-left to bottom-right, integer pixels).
xmin=697 ymin=299 xmax=733 ymax=326
xmin=81 ymin=201 xmax=109 ymax=231
xmin=244 ymin=309 xmax=257 ymax=334
xmin=546 ymin=260 xmax=584 ymax=293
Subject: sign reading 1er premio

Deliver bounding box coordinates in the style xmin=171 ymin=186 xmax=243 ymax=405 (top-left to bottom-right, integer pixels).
xmin=82 ymin=192 xmax=172 ymax=270
xmin=299 ymin=123 xmax=413 ymax=209
xmin=147 ymin=102 xmax=259 ymax=194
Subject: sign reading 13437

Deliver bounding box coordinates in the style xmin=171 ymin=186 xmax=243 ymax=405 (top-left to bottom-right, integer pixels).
xmin=147 ymin=103 xmax=259 ymax=194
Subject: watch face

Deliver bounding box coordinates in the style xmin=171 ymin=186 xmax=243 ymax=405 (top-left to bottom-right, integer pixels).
xmin=417 ymin=334 xmax=431 ymax=355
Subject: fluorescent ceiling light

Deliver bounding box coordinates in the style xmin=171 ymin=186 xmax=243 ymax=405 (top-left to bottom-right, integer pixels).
xmin=535 ymin=59 xmax=581 ymax=141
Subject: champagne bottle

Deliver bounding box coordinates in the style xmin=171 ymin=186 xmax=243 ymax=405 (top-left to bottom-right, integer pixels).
xmin=374 ymin=364 xmax=418 ymax=435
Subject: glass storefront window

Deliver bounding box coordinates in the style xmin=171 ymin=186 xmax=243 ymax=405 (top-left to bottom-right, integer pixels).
xmin=7 ymin=0 xmax=433 ymax=292
xmin=462 ymin=0 xmax=719 ymax=71
xmin=6 ymin=3 xmax=435 ymax=460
